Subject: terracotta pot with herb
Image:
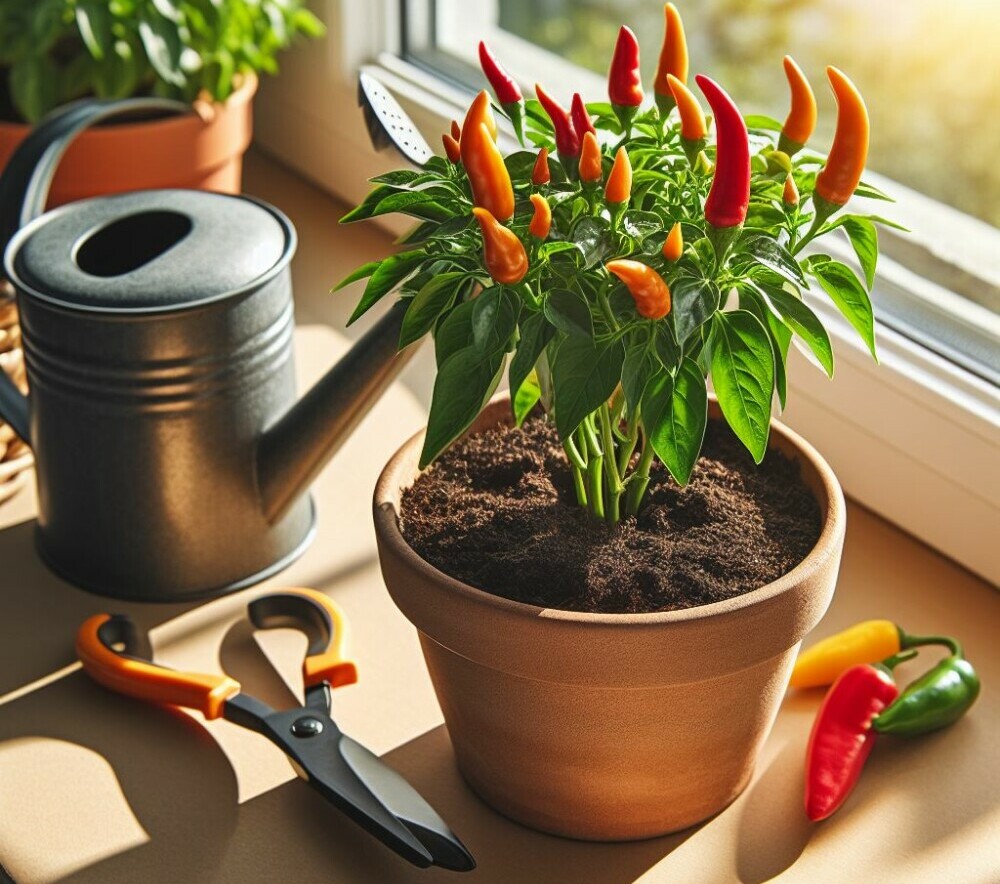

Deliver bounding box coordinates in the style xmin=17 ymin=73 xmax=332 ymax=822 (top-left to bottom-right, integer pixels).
xmin=0 ymin=0 xmax=324 ymax=203
xmin=340 ymin=7 xmax=895 ymax=840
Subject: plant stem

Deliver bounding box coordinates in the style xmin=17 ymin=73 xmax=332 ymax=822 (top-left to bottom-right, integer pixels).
xmin=624 ymin=432 xmax=655 ymax=516
xmin=598 ymin=286 xmax=619 ymax=330
xmin=582 ymin=415 xmax=605 ymax=521
xmin=569 ymin=459 xmax=588 ymax=507
xmin=598 ymin=405 xmax=624 ymax=525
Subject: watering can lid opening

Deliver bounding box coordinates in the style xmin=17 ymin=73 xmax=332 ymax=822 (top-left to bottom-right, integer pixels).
xmin=4 ymin=189 xmax=295 ymax=314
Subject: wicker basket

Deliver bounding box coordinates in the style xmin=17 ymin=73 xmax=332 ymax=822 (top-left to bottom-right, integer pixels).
xmin=0 ymin=283 xmax=31 ymax=505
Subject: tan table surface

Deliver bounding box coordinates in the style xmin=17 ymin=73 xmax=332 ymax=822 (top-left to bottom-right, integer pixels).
xmin=0 ymin=324 xmax=996 ymax=884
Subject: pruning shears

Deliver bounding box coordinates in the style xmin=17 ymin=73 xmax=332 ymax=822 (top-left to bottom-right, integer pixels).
xmin=76 ymin=588 xmax=475 ymax=872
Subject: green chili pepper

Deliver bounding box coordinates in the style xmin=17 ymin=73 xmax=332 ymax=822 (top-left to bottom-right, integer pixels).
xmin=873 ymin=636 xmax=980 ymax=737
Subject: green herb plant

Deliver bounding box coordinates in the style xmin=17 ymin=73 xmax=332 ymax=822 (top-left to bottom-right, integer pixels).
xmin=0 ymin=0 xmax=324 ymax=123
xmin=337 ymin=47 xmax=900 ymax=526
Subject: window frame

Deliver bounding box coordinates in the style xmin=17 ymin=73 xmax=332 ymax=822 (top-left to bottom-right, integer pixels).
xmin=254 ymin=0 xmax=1000 ymax=585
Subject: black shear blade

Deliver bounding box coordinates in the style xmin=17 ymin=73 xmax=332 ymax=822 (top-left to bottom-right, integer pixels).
xmin=357 ymin=70 xmax=434 ymax=167
xmin=264 ymin=709 xmax=434 ymax=868
xmin=339 ymin=735 xmax=476 ymax=872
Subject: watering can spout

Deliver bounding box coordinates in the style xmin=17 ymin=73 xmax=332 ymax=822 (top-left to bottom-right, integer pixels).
xmin=256 ymin=301 xmax=412 ymax=524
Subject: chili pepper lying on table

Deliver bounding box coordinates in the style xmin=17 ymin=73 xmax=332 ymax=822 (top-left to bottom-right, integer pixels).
xmin=791 ymin=618 xmax=966 ymax=688
xmin=805 ymin=650 xmax=916 ymax=821
xmin=874 ymin=635 xmax=980 ymax=736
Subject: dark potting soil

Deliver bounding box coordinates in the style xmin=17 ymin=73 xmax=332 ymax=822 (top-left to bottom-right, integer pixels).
xmin=399 ymin=414 xmax=823 ymax=614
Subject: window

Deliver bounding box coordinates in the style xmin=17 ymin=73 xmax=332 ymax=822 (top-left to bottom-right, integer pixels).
xmin=402 ymin=0 xmax=1000 ymax=384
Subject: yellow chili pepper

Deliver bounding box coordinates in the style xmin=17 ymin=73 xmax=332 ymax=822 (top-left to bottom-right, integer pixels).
xmin=604 ymin=147 xmax=632 ymax=204
xmin=791 ymin=620 xmax=901 ymax=689
xmin=662 ymin=221 xmax=683 ymax=261
xmin=472 ymin=207 xmax=528 ymax=284
xmin=606 ymin=259 xmax=671 ymax=320
xmin=461 ymin=117 xmax=514 ymax=221
xmin=815 ymin=67 xmax=869 ymax=207
xmin=653 ymin=3 xmax=689 ymax=115
xmin=778 ymin=56 xmax=817 ymax=156
xmin=442 ymin=132 xmax=461 ymax=164
xmin=529 ymin=194 xmax=551 ymax=239
xmin=578 ymin=131 xmax=603 ymax=183
xmin=783 ymin=173 xmax=799 ymax=207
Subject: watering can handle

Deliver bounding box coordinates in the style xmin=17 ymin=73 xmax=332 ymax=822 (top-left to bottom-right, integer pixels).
xmin=0 ymin=98 xmax=190 ymax=443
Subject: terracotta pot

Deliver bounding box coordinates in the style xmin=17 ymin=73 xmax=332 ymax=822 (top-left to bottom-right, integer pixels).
xmin=0 ymin=73 xmax=257 ymax=205
xmin=374 ymin=396 xmax=846 ymax=840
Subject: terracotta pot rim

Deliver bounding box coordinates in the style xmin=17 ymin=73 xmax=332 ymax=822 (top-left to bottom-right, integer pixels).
xmin=0 ymin=72 xmax=258 ymax=136
xmin=374 ymin=395 xmax=845 ymax=629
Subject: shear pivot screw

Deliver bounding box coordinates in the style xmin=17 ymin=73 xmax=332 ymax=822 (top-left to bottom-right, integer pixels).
xmin=291 ymin=716 xmax=324 ymax=738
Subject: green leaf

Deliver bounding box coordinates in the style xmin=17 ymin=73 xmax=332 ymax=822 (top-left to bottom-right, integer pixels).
xmin=710 ymin=310 xmax=775 ymax=463
xmin=543 ymin=288 xmax=593 ymax=337
xmin=398 ymin=272 xmax=466 ymax=349
xmin=370 ymin=169 xmax=424 ymax=186
xmin=539 ymin=241 xmax=581 ymax=259
xmin=810 ymin=260 xmax=878 ymax=360
xmin=340 ymin=184 xmax=402 ymax=223
xmin=471 ymin=287 xmax=518 ymax=353
xmin=332 ymin=260 xmax=380 ymax=292
xmin=504 ymin=150 xmax=539 ymax=180
xmin=756 ymin=283 xmax=834 ymax=377
xmin=509 ymin=311 xmax=555 ymax=401
xmin=853 ymin=180 xmax=894 ymax=202
xmin=513 ymin=373 xmax=541 ymax=427
xmin=744 ymin=114 xmax=782 ymax=132
xmin=371 ymin=190 xmax=452 ymax=221
xmin=138 ymin=8 xmax=186 ymax=88
xmin=9 ymin=55 xmax=59 ymax=123
xmin=741 ymin=233 xmax=807 ymax=286
xmin=621 ymin=338 xmax=656 ymax=412
xmin=420 ymin=346 xmax=506 ymax=468
xmin=671 ymin=275 xmax=721 ymax=346
xmin=642 ymin=357 xmax=708 ymax=485
xmin=739 ymin=288 xmax=792 ymax=410
xmin=76 ymin=3 xmax=112 ymax=60
xmin=434 ymin=297 xmax=477 ymax=368
xmin=653 ymin=322 xmax=681 ymax=371
xmin=840 ymin=216 xmax=878 ymax=290
xmin=571 ymin=216 xmax=615 ymax=269
xmin=551 ymin=337 xmax=625 ymax=438
xmin=346 ymin=251 xmax=424 ymax=325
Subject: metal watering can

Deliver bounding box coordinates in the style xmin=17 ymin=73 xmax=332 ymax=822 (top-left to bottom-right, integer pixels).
xmin=0 ymin=100 xmax=409 ymax=601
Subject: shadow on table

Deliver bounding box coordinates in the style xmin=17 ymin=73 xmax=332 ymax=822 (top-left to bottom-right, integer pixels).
xmin=0 ymin=518 xmax=195 ymax=696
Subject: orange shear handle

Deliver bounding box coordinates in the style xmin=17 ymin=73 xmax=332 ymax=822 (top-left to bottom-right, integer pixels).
xmin=247 ymin=588 xmax=358 ymax=689
xmin=76 ymin=614 xmax=240 ymax=720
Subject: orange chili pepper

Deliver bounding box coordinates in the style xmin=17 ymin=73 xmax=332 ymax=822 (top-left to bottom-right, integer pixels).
xmin=667 ymin=74 xmax=706 ymax=141
xmin=532 ymin=147 xmax=551 ymax=185
xmin=529 ymin=194 xmax=552 ymax=239
xmin=783 ymin=173 xmax=800 ymax=206
xmin=450 ymin=119 xmax=461 ymax=141
xmin=461 ymin=90 xmax=498 ymax=144
xmin=779 ymin=56 xmax=817 ymax=155
xmin=662 ymin=221 xmax=683 ymax=261
xmin=815 ymin=67 xmax=869 ymax=206
xmin=653 ymin=3 xmax=689 ymax=113
xmin=578 ymin=131 xmax=603 ymax=183
xmin=605 ymin=147 xmax=632 ymax=204
xmin=442 ymin=132 xmax=461 ymax=163
xmin=473 ymin=208 xmax=528 ymax=284
xmin=606 ymin=259 xmax=671 ymax=320
xmin=460 ymin=101 xmax=514 ymax=220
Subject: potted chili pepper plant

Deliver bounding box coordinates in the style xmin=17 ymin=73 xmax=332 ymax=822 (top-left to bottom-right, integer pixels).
xmin=0 ymin=0 xmax=324 ymax=204
xmin=339 ymin=5 xmax=898 ymax=840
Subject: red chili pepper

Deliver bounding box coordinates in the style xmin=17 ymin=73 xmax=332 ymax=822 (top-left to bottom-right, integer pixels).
xmin=608 ymin=26 xmax=643 ymax=109
xmin=450 ymin=120 xmax=461 ymax=141
xmin=479 ymin=41 xmax=526 ymax=145
xmin=805 ymin=653 xmax=913 ymax=822
xmin=478 ymin=41 xmax=521 ymax=104
xmin=696 ymin=75 xmax=750 ymax=230
xmin=535 ymin=83 xmax=581 ymax=162
xmin=571 ymin=93 xmax=597 ymax=140
xmin=532 ymin=147 xmax=551 ymax=185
